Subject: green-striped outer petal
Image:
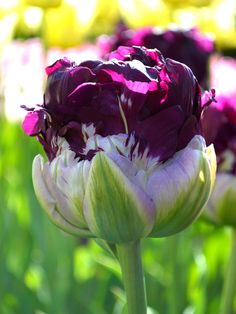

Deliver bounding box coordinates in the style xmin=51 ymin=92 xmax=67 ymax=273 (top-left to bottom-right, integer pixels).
xmin=146 ymin=135 xmax=216 ymax=237
xmin=84 ymin=152 xmax=155 ymax=244
xmin=204 ymin=173 xmax=236 ymax=227
xmin=45 ymin=150 xmax=90 ymax=229
xmin=32 ymin=154 xmax=93 ymax=237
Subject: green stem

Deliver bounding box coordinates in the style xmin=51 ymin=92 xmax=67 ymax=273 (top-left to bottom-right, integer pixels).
xmin=116 ymin=241 xmax=147 ymax=314
xmin=220 ymin=228 xmax=236 ymax=314
xmin=168 ymin=234 xmax=181 ymax=314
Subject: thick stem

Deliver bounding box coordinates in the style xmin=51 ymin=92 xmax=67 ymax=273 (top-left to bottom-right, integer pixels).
xmin=116 ymin=241 xmax=147 ymax=314
xmin=220 ymin=228 xmax=236 ymax=314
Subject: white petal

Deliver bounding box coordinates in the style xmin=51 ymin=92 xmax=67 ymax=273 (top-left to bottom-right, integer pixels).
xmin=32 ymin=155 xmax=55 ymax=209
xmin=146 ymin=135 xmax=215 ymax=237
xmin=32 ymin=155 xmax=92 ymax=237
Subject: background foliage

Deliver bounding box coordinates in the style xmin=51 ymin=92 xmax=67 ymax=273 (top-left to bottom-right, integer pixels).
xmin=0 ymin=118 xmax=233 ymax=313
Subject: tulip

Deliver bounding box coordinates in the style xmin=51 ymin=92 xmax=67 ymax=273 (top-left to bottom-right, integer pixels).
xmin=89 ymin=0 xmax=120 ymax=38
xmin=23 ymin=46 xmax=216 ymax=242
xmin=202 ymin=58 xmax=236 ymax=314
xmin=42 ymin=0 xmax=97 ymax=48
xmin=23 ymin=46 xmax=216 ymax=314
xmin=186 ymin=0 xmax=236 ymax=50
xmin=202 ymin=59 xmax=236 ymax=226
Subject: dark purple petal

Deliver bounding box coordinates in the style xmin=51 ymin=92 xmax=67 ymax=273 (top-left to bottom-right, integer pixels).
xmin=22 ymin=110 xmax=45 ymax=136
xmin=61 ymin=122 xmax=85 ymax=156
xmin=177 ymin=115 xmax=200 ymax=150
xmin=37 ymin=127 xmax=58 ymax=161
xmin=165 ymin=59 xmax=200 ymax=117
xmin=201 ymin=105 xmax=224 ymax=145
xmin=135 ymin=105 xmax=185 ymax=160
xmin=45 ymin=66 xmax=97 ymax=110
xmin=109 ymin=46 xmax=135 ymax=61
xmin=45 ymin=58 xmax=73 ymax=75
xmin=98 ymin=60 xmax=158 ymax=86
xmin=68 ymin=83 xmax=100 ymax=115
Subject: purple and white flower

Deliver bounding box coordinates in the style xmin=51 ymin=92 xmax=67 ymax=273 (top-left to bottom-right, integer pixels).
xmin=23 ymin=46 xmax=216 ymax=243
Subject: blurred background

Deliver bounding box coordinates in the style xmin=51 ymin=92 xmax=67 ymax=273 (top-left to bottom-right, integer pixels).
xmin=0 ymin=0 xmax=236 ymax=313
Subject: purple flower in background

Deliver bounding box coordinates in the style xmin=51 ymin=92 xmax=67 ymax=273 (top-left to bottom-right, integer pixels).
xmin=203 ymin=56 xmax=236 ymax=174
xmin=22 ymin=46 xmax=215 ymax=242
xmin=202 ymin=93 xmax=236 ymax=226
xmin=203 ymin=96 xmax=236 ymax=173
xmin=97 ymin=25 xmax=215 ymax=87
xmin=202 ymin=56 xmax=236 ymax=227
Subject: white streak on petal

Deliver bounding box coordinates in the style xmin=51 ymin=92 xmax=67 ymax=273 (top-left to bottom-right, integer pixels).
xmin=32 ymin=155 xmax=55 ymax=209
xmin=43 ymin=149 xmax=91 ymax=228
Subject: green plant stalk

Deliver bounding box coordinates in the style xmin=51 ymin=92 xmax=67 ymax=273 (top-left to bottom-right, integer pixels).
xmin=168 ymin=234 xmax=181 ymax=314
xmin=220 ymin=228 xmax=236 ymax=314
xmin=116 ymin=241 xmax=147 ymax=314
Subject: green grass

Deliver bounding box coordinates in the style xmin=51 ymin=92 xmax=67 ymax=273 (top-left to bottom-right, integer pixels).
xmin=0 ymin=118 xmax=234 ymax=314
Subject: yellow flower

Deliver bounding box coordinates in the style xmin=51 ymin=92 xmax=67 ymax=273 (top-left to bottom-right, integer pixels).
xmin=185 ymin=0 xmax=236 ymax=49
xmin=119 ymin=0 xmax=170 ymax=28
xmin=89 ymin=0 xmax=120 ymax=37
xmin=43 ymin=0 xmax=97 ymax=47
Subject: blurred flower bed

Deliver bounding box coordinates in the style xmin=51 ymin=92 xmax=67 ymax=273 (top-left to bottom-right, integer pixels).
xmin=1 ymin=0 xmax=236 ymax=313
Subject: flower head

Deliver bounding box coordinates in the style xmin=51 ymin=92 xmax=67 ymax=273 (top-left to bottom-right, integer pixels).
xmin=23 ymin=46 xmax=216 ymax=243
xmin=23 ymin=47 xmax=203 ymax=161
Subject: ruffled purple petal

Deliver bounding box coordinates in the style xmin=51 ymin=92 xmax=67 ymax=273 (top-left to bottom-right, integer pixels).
xmin=45 ymin=58 xmax=73 ymax=75
xmin=22 ymin=46 xmax=203 ymax=163
xmin=100 ymin=26 xmax=214 ymax=86
xmin=22 ymin=110 xmax=45 ymax=136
